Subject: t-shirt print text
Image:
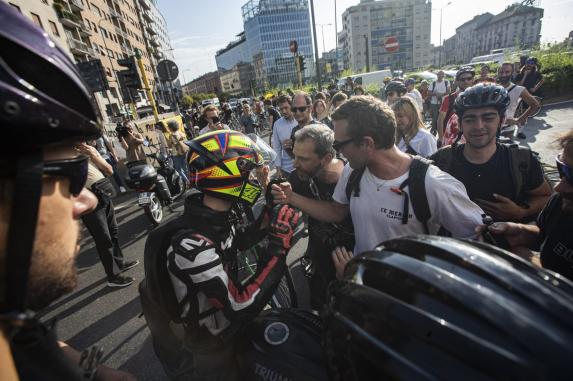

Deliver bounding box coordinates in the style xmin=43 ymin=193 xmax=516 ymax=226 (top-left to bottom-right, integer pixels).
xmin=381 ymin=207 xmax=413 ymax=221
xmin=554 ymin=242 xmax=573 ymax=263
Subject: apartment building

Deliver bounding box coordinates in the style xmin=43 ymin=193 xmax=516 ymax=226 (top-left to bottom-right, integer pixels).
xmin=6 ymin=0 xmax=173 ymax=121
xmin=339 ymin=0 xmax=432 ymax=73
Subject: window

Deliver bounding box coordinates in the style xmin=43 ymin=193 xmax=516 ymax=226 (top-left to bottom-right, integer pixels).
xmin=48 ymin=21 xmax=60 ymax=36
xmin=31 ymin=13 xmax=43 ymax=29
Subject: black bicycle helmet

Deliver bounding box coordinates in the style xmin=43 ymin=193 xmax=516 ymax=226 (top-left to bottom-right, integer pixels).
xmin=0 ymin=3 xmax=100 ymax=321
xmin=455 ymin=65 xmax=475 ymax=80
xmin=384 ymin=81 xmax=407 ymax=96
xmin=323 ymin=235 xmax=573 ymax=381
xmin=454 ymin=82 xmax=510 ymax=118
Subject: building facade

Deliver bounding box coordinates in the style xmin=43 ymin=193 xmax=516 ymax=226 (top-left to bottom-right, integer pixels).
xmin=220 ymin=62 xmax=255 ymax=96
xmin=442 ymin=4 xmax=543 ymax=65
xmin=183 ymin=71 xmax=221 ymax=95
xmin=241 ymin=0 xmax=314 ymax=87
xmin=339 ymin=0 xmax=432 ymax=73
xmin=215 ymin=32 xmax=251 ymax=71
xmin=6 ymin=0 xmax=173 ymax=121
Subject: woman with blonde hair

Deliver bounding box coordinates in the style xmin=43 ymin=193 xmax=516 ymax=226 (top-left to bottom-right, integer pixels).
xmin=391 ymin=96 xmax=437 ymax=157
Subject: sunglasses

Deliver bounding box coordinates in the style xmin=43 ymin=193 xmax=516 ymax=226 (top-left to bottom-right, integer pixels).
xmin=43 ymin=155 xmax=89 ymax=196
xmin=333 ymin=137 xmax=360 ymax=152
xmin=556 ymin=154 xmax=573 ymax=185
xmin=210 ymin=116 xmax=220 ymax=124
xmin=291 ymin=106 xmax=309 ymax=113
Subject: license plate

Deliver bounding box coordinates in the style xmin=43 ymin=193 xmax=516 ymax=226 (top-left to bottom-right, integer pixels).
xmin=138 ymin=192 xmax=152 ymax=206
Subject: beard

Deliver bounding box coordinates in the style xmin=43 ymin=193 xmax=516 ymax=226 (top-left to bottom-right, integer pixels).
xmin=498 ymin=75 xmax=512 ymax=85
xmin=26 ymin=222 xmax=80 ymax=311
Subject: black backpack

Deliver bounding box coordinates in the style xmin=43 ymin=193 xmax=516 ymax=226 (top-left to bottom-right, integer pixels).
xmin=345 ymin=157 xmax=433 ymax=234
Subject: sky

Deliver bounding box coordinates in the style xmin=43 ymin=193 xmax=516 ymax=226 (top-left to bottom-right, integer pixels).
xmin=156 ymin=0 xmax=573 ymax=82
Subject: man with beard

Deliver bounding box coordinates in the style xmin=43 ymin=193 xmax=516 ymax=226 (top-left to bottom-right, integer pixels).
xmin=0 ymin=4 xmax=134 ymax=380
xmin=271 ymin=95 xmax=298 ymax=177
xmin=431 ymin=83 xmax=551 ymax=222
xmin=480 ymin=130 xmax=573 ymax=280
xmin=497 ymin=62 xmax=539 ymax=138
xmin=287 ymin=124 xmax=354 ymax=309
xmin=289 ymin=92 xmax=320 ymax=154
xmin=438 ymin=66 xmax=475 ymax=146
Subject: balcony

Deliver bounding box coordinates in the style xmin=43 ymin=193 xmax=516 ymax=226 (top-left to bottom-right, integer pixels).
xmin=139 ymin=0 xmax=150 ymax=10
xmin=142 ymin=11 xmax=153 ymax=23
xmin=69 ymin=0 xmax=84 ymax=11
xmin=57 ymin=10 xmax=82 ymax=29
xmin=150 ymin=38 xmax=160 ymax=48
xmin=120 ymin=44 xmax=134 ymax=56
xmin=114 ymin=25 xmax=128 ymax=40
xmin=109 ymin=8 xmax=121 ymax=19
xmin=68 ymin=38 xmax=90 ymax=55
xmin=78 ymin=20 xmax=92 ymax=36
xmin=145 ymin=25 xmax=156 ymax=35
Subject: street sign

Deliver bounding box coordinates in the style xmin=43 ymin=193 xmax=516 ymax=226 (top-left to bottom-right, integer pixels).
xmin=384 ymin=36 xmax=399 ymax=53
xmin=76 ymin=59 xmax=109 ymax=93
xmin=157 ymin=60 xmax=179 ymax=81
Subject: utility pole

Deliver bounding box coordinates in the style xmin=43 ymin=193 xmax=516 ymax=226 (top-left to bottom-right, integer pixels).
xmin=364 ymin=34 xmax=370 ymax=73
xmin=134 ymin=48 xmax=159 ymax=122
xmin=439 ymin=1 xmax=452 ymax=68
xmin=309 ymin=0 xmax=322 ymax=90
xmin=334 ymin=0 xmax=338 ymax=77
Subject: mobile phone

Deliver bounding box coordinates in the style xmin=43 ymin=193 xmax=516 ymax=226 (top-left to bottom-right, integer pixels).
xmin=211 ymin=116 xmax=220 ymax=124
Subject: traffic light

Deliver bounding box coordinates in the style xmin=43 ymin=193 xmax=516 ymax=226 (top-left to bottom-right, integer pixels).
xmin=117 ymin=56 xmax=141 ymax=89
xmin=76 ymin=59 xmax=109 ymax=93
xmin=298 ymin=55 xmax=306 ymax=72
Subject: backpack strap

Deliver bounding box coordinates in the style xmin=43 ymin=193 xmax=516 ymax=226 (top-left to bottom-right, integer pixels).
xmin=507 ymin=145 xmax=531 ymax=202
xmin=397 ymin=157 xmax=432 ymax=234
xmin=345 ymin=166 xmax=366 ymax=200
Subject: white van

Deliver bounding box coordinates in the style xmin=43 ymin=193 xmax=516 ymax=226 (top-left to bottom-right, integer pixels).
xmin=338 ymin=69 xmax=393 ymax=89
xmin=201 ymin=98 xmax=220 ymax=107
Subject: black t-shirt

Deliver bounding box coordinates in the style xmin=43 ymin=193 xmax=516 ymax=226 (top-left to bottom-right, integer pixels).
xmin=288 ymin=170 xmax=354 ymax=281
xmin=537 ymin=194 xmax=573 ymax=280
xmin=515 ymin=71 xmax=542 ymax=93
xmin=442 ymin=144 xmax=544 ymax=204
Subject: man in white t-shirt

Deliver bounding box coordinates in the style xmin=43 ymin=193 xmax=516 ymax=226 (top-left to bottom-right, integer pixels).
xmin=271 ymin=95 xmax=484 ymax=257
xmin=497 ymin=62 xmax=539 ymax=138
xmin=271 ymin=95 xmax=298 ymax=176
xmin=429 ymin=71 xmax=450 ymax=135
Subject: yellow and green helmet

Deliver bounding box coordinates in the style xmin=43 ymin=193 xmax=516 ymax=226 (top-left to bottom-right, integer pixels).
xmin=186 ymin=130 xmax=264 ymax=205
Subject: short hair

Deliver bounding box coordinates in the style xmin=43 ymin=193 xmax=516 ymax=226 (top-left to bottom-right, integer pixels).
xmin=293 ymin=91 xmax=312 ymax=105
xmin=557 ymin=129 xmax=573 ymax=156
xmin=331 ymin=92 xmax=348 ymax=106
xmin=331 ymin=95 xmax=396 ymax=149
xmin=277 ymin=95 xmax=292 ymax=105
xmin=500 ymin=62 xmax=514 ymax=72
xmin=202 ymin=104 xmax=218 ymax=116
xmin=353 ymin=85 xmax=365 ymax=95
xmin=314 ymin=92 xmax=326 ymax=101
xmin=294 ymin=124 xmax=335 ymax=157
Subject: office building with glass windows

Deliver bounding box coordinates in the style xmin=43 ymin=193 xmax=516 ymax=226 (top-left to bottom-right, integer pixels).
xmin=215 ymin=32 xmax=251 ymax=71
xmin=241 ymin=0 xmax=314 ymax=87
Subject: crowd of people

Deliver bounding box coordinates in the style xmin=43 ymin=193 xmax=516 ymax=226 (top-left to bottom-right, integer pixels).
xmin=1 ymin=4 xmax=571 ymax=381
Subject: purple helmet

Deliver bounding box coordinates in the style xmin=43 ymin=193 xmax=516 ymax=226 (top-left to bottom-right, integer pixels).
xmin=0 ymin=2 xmax=101 ymax=151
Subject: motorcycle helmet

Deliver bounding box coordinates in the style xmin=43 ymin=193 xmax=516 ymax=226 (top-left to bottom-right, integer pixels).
xmin=454 ymin=82 xmax=510 ymax=118
xmin=0 ymin=2 xmax=101 ymax=318
xmin=384 ymin=81 xmax=407 ymax=96
xmin=323 ymin=235 xmax=573 ymax=380
xmin=186 ymin=130 xmax=263 ymax=205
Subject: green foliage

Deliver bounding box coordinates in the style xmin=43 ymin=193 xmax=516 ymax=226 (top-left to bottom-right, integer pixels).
xmin=181 ymin=95 xmax=194 ymax=109
xmin=535 ymin=50 xmax=573 ymax=95
xmin=188 ymin=93 xmax=217 ymax=103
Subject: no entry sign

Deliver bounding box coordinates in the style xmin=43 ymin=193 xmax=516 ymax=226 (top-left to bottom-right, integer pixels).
xmin=385 ymin=36 xmax=399 ymax=53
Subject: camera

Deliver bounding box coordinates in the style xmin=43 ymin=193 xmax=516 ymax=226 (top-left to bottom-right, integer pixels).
xmin=115 ymin=123 xmax=130 ymax=138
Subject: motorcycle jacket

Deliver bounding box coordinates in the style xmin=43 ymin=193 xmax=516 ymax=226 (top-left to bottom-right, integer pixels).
xmin=166 ymin=193 xmax=288 ymax=338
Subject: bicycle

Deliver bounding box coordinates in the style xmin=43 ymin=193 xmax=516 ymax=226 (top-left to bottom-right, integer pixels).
xmin=515 ymin=95 xmax=543 ymax=119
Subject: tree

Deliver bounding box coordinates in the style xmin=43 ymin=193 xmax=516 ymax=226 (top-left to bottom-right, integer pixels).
xmin=181 ymin=95 xmax=194 ymax=109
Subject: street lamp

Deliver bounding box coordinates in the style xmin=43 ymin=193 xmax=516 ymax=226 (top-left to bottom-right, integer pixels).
xmin=317 ymin=23 xmax=332 ymax=57
xmin=334 ymin=0 xmax=338 ymax=77
xmin=438 ymin=1 xmax=453 ymax=67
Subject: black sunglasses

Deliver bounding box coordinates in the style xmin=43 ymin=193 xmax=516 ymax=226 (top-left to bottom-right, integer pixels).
xmin=209 ymin=116 xmax=220 ymax=124
xmin=43 ymin=155 xmax=89 ymax=196
xmin=333 ymin=137 xmax=360 ymax=152
xmin=556 ymin=154 xmax=573 ymax=185
xmin=291 ymin=106 xmax=309 ymax=113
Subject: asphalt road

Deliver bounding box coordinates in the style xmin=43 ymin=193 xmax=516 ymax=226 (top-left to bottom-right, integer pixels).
xmin=39 ymin=101 xmax=572 ymax=380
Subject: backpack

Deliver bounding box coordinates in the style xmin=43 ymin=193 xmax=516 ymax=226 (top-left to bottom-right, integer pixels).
xmin=345 ymin=156 xmax=433 ymax=234
xmin=431 ymin=80 xmax=451 ymax=93
xmin=431 ymin=144 xmax=532 ymax=203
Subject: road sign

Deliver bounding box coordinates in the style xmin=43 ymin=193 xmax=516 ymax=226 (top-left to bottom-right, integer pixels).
xmin=384 ymin=36 xmax=399 ymax=53
xmin=157 ymin=60 xmax=179 ymax=81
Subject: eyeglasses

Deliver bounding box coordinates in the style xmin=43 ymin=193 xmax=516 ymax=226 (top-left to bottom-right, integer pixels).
xmin=291 ymin=106 xmax=309 ymax=113
xmin=333 ymin=137 xmax=359 ymax=152
xmin=556 ymin=154 xmax=573 ymax=185
xmin=43 ymin=155 xmax=89 ymax=196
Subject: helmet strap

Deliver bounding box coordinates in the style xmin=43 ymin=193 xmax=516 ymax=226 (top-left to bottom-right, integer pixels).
xmin=2 ymin=151 xmax=43 ymax=319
